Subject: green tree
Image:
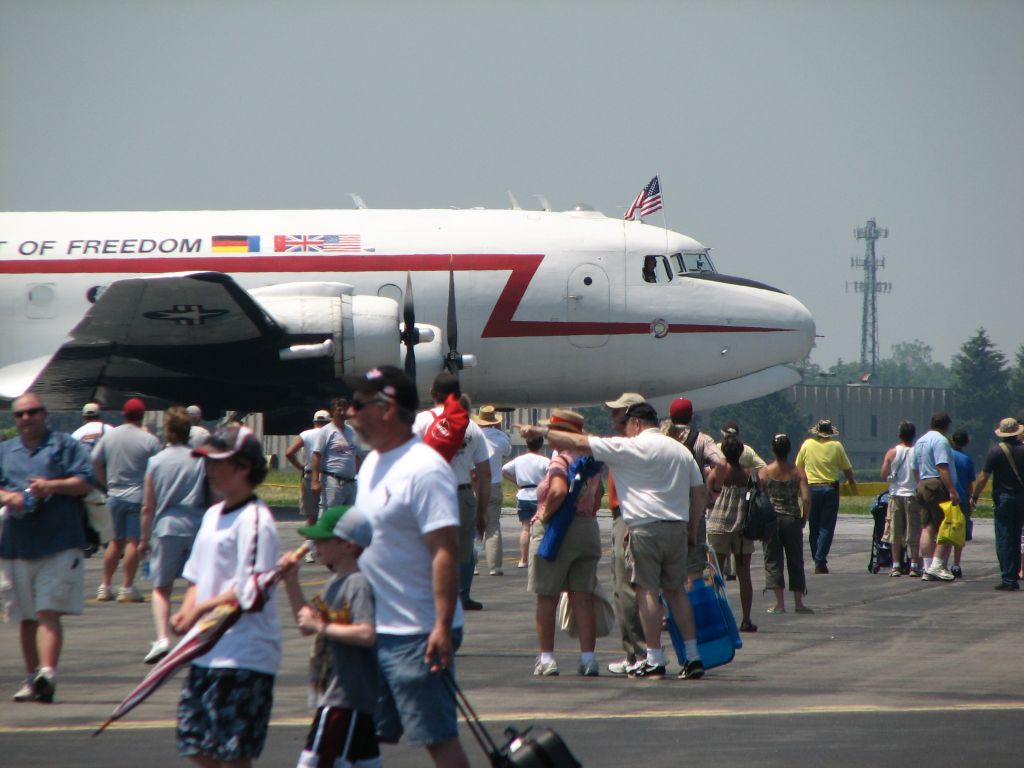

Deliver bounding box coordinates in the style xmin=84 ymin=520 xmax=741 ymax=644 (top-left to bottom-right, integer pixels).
xmin=950 ymin=328 xmax=1011 ymax=461
xmin=878 ymin=339 xmax=953 ymax=388
xmin=1009 ymin=343 xmax=1024 ymax=415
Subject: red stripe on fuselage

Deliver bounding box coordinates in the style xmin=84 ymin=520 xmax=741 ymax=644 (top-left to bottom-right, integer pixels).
xmin=0 ymin=253 xmax=792 ymax=338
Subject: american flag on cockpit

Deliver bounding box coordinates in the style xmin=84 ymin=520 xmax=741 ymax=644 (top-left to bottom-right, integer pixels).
xmin=274 ymin=234 xmax=361 ymax=253
xmin=624 ymin=176 xmax=663 ymax=221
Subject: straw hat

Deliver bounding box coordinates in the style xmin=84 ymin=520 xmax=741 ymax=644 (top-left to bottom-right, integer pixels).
xmin=994 ymin=417 xmax=1023 ymax=439
xmin=808 ymin=418 xmax=838 ymax=437
xmin=540 ymin=409 xmax=585 ymax=434
xmin=472 ymin=404 xmax=502 ymax=427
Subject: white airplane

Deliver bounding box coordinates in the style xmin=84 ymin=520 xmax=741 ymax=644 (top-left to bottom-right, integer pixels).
xmin=0 ymin=206 xmax=815 ymax=430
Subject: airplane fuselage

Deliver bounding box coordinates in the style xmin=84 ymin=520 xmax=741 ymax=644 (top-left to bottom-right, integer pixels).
xmin=0 ymin=208 xmax=815 ymax=411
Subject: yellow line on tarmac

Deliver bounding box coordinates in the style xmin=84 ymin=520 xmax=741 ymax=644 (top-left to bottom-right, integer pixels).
xmin=5 ymin=701 xmax=1024 ymax=735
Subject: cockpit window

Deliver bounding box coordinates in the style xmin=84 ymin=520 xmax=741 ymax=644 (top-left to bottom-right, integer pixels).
xmin=642 ymin=255 xmax=673 ymax=284
xmin=671 ymin=251 xmax=716 ymax=274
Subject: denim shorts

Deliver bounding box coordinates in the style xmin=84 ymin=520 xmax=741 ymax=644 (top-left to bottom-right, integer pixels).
xmin=517 ymin=499 xmax=538 ymax=523
xmin=108 ymin=497 xmax=142 ymax=540
xmin=375 ymin=628 xmax=463 ymax=747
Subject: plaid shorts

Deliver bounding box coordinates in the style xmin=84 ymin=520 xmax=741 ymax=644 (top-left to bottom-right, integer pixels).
xmin=177 ymin=665 xmax=275 ymax=762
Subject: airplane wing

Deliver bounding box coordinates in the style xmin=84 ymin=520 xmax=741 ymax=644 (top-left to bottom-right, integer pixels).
xmin=16 ymin=271 xmax=443 ymax=424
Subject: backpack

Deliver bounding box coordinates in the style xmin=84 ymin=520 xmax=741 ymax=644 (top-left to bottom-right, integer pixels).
xmin=421 ymin=394 xmax=469 ymax=463
xmin=741 ymin=473 xmax=777 ymax=541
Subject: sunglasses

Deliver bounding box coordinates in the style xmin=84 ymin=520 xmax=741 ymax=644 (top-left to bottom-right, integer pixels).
xmin=350 ymin=396 xmax=390 ymax=412
xmin=13 ymin=407 xmax=44 ymax=418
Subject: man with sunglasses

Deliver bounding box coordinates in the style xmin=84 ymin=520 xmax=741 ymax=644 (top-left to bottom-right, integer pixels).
xmin=344 ymin=366 xmax=469 ymax=768
xmin=0 ymin=393 xmax=95 ymax=703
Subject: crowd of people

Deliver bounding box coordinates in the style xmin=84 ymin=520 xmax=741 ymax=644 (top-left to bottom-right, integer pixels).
xmin=2 ymin=375 xmax=1023 ymax=767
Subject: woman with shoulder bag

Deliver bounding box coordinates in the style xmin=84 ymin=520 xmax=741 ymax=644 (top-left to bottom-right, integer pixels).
xmin=706 ymin=434 xmax=757 ymax=632
xmin=761 ymin=434 xmax=813 ymax=615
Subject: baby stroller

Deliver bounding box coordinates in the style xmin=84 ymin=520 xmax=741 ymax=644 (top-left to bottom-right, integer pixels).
xmin=868 ymin=490 xmax=910 ymax=573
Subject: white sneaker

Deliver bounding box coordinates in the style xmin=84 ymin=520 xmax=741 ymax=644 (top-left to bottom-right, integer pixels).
xmin=927 ymin=566 xmax=956 ymax=582
xmin=577 ymin=659 xmax=599 ymax=677
xmin=533 ymin=657 xmax=559 ymax=676
xmin=96 ymin=584 xmax=114 ymax=602
xmin=489 ymin=568 xmax=503 ymax=576
xmin=516 ymin=561 xmax=527 ymax=569
xmin=144 ymin=637 xmax=171 ymax=665
xmin=117 ymin=585 xmax=144 ymax=603
xmin=607 ymin=658 xmax=636 ymax=676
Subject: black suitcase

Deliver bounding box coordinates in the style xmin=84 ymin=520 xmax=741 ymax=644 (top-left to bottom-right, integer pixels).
xmin=443 ymin=671 xmax=582 ymax=767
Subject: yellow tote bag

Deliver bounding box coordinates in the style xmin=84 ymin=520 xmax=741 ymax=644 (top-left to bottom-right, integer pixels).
xmin=937 ymin=501 xmax=966 ymax=548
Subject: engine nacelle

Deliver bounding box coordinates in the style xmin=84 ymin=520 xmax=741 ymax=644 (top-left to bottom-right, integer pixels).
xmin=249 ymin=282 xmax=443 ymax=395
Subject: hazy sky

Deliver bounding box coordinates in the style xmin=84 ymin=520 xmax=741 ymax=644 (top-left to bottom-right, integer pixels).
xmin=2 ymin=0 xmax=1021 ymax=369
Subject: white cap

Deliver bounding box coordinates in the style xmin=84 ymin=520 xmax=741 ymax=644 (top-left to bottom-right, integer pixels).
xmin=82 ymin=402 xmax=101 ymax=417
xmin=186 ymin=405 xmax=202 ymax=417
xmin=314 ymin=410 xmax=331 ymax=422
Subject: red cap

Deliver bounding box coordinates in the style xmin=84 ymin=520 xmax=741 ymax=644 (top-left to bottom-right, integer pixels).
xmin=669 ymin=397 xmax=693 ymax=424
xmin=122 ymin=397 xmax=146 ymax=416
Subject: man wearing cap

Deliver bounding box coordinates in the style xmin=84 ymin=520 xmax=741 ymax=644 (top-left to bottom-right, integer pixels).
xmin=93 ymin=398 xmax=161 ymax=603
xmin=185 ymin=405 xmax=210 ymax=449
xmin=286 ymin=409 xmax=331 ymax=526
xmin=345 ymin=366 xmax=470 ymax=768
xmin=414 ymin=373 xmax=491 ymax=611
xmin=521 ymin=401 xmax=707 ymax=680
xmin=174 ymin=424 xmax=281 ymax=766
xmin=1 ymin=392 xmax=95 ymax=703
xmin=602 ymin=392 xmax=647 ymax=676
xmin=664 ymin=397 xmax=726 ymax=583
xmin=72 ymin=402 xmax=113 ymax=552
xmin=795 ymin=419 xmax=856 ymax=575
xmin=972 ymin=418 xmax=1024 ymax=590
xmin=911 ymin=411 xmax=959 ymax=582
xmin=72 ymin=402 xmax=110 ymax=448
xmin=312 ymin=397 xmax=361 ymax=518
xmin=474 ymin=405 xmax=511 ymax=576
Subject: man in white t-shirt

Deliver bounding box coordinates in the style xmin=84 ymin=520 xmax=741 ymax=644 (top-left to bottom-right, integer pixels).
xmin=520 ymin=401 xmax=706 ymax=681
xmin=312 ymin=397 xmax=360 ymax=516
xmin=413 ymin=374 xmax=491 ymax=611
xmin=474 ymin=405 xmax=511 ymax=576
xmin=285 ymin=409 xmax=331 ymax=525
xmin=186 ymin=405 xmax=211 ymax=449
xmin=72 ymin=402 xmax=110 ymax=449
xmin=344 ymin=366 xmax=469 ymax=768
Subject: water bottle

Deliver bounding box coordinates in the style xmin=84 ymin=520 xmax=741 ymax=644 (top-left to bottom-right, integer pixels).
xmin=141 ymin=557 xmax=151 ymax=581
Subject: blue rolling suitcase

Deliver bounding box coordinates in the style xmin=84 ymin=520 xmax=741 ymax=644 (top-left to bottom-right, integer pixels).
xmin=665 ymin=547 xmax=742 ymax=670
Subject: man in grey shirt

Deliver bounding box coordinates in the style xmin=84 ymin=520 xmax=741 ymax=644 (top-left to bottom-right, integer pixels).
xmin=311 ymin=397 xmax=360 ymax=515
xmin=93 ymin=398 xmax=160 ymax=603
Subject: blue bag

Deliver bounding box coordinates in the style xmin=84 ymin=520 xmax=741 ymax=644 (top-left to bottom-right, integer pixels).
xmin=665 ymin=547 xmax=742 ymax=670
xmin=536 ymin=455 xmax=602 ymax=561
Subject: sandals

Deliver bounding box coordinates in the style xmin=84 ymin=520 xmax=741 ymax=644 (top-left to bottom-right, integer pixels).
xmin=794 ymin=606 xmax=815 ymax=614
xmin=739 ymin=619 xmax=758 ymax=633
xmin=766 ymin=606 xmax=785 ymax=614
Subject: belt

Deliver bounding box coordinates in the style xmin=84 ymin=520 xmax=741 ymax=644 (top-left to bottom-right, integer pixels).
xmin=519 ymin=484 xmax=537 ymax=489
xmin=324 ymin=472 xmax=356 ymax=483
xmin=809 ymin=482 xmax=838 ymax=488
xmin=457 ymin=483 xmax=473 ymax=490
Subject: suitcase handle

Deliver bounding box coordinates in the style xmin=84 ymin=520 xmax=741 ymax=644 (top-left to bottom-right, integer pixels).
xmin=441 ymin=669 xmax=509 ymax=767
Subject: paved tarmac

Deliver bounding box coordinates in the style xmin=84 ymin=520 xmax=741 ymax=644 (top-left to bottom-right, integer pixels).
xmin=2 ymin=511 xmax=1023 ymax=767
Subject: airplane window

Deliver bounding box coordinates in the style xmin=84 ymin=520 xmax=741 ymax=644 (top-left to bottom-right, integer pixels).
xmin=679 ymin=250 xmax=715 ymax=273
xmin=642 ymin=255 xmax=673 ymax=284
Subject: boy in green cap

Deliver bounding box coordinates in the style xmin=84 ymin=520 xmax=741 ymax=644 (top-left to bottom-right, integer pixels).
xmin=280 ymin=505 xmax=380 ymax=768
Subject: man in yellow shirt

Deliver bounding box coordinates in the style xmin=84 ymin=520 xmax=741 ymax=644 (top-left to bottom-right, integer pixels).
xmin=795 ymin=419 xmax=857 ymax=574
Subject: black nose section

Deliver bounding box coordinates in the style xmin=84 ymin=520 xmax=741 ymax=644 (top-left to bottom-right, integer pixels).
xmin=679 ymin=272 xmax=785 ymax=294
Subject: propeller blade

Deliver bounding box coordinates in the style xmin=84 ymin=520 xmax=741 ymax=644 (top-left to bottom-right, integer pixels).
xmin=445 ymin=255 xmax=460 ymax=374
xmin=402 ymin=272 xmax=416 ymax=377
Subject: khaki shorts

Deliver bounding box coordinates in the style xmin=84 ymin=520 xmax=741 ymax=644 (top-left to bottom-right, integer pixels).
xmin=707 ymin=530 xmax=755 ymax=558
xmin=885 ymin=495 xmax=921 ymax=547
xmin=1 ymin=548 xmax=85 ymax=621
xmin=528 ymin=516 xmax=600 ymax=597
xmin=916 ymin=478 xmax=949 ymax=531
xmin=625 ymin=521 xmax=688 ymax=591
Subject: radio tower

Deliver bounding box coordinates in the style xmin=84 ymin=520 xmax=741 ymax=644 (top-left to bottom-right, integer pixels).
xmin=846 ymin=218 xmax=892 ymax=378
